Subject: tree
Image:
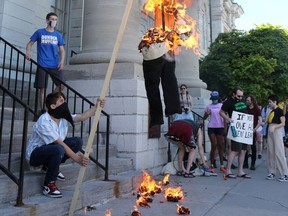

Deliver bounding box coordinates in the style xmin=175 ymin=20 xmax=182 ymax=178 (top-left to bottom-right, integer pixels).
xmin=200 ymin=24 xmax=288 ymax=104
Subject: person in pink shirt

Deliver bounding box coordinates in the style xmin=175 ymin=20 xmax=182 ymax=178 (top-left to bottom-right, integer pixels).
xmin=204 ymin=91 xmax=226 ymax=173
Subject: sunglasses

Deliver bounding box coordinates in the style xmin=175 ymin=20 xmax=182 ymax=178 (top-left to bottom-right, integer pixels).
xmin=180 ymin=87 xmax=186 ymax=90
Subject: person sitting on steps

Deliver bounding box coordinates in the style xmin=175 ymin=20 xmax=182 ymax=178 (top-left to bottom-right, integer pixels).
xmin=26 ymin=92 xmax=105 ymax=198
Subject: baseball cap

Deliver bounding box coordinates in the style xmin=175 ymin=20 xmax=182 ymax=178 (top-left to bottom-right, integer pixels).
xmin=210 ymin=91 xmax=220 ymax=100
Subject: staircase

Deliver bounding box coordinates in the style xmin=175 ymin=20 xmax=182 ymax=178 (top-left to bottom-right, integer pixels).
xmin=0 ymin=37 xmax=141 ymax=215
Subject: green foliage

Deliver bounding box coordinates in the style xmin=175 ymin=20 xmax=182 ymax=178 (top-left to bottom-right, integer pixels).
xmin=200 ymin=25 xmax=288 ymax=104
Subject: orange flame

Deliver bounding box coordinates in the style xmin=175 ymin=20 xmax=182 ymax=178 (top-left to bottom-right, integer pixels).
xmin=131 ymin=205 xmax=142 ymax=216
xmin=165 ymin=187 xmax=184 ymax=202
xmin=159 ymin=173 xmax=170 ymax=186
xmin=105 ymin=209 xmax=112 ymax=216
xmin=140 ymin=0 xmax=200 ymax=55
xmin=177 ymin=204 xmax=191 ymax=215
xmin=136 ymin=196 xmax=151 ymax=208
xmin=138 ymin=171 xmax=162 ymax=196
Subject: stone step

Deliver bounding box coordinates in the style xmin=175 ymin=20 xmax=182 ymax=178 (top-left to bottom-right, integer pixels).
xmin=0 ymin=170 xmax=142 ymax=216
xmin=0 ymin=156 xmax=134 ymax=205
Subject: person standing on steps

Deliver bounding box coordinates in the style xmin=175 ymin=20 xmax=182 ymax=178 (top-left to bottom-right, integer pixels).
xmin=174 ymin=84 xmax=194 ymax=121
xmin=26 ymin=92 xmax=105 ymax=198
xmin=26 ymin=12 xmax=66 ymax=114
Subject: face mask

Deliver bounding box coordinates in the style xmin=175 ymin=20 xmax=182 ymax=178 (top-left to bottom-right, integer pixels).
xmin=48 ymin=20 xmax=57 ymax=28
xmin=48 ymin=102 xmax=74 ymax=126
xmin=212 ymin=100 xmax=218 ymax=104
xmin=268 ymin=102 xmax=275 ymax=109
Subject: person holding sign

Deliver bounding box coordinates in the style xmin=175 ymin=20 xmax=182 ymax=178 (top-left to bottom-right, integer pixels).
xmin=220 ymin=87 xmax=251 ymax=179
xmin=266 ymin=95 xmax=288 ymax=182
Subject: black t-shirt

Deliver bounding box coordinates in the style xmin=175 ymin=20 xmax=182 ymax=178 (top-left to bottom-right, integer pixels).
xmin=221 ymin=97 xmax=247 ymax=118
xmin=268 ymin=107 xmax=284 ymax=124
xmin=247 ymin=106 xmax=261 ymax=128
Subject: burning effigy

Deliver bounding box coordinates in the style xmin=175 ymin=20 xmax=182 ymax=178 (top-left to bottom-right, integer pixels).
xmin=164 ymin=186 xmax=184 ymax=202
xmin=139 ymin=0 xmax=200 ymax=54
xmin=138 ymin=0 xmax=200 ymax=131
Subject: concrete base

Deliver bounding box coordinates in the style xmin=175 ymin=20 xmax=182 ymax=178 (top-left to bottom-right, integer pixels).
xmin=64 ymin=63 xmax=171 ymax=172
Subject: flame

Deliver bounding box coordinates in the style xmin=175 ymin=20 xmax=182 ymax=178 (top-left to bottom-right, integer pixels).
xmin=140 ymin=0 xmax=200 ymax=55
xmin=165 ymin=187 xmax=184 ymax=202
xmin=177 ymin=204 xmax=191 ymax=215
xmin=131 ymin=205 xmax=142 ymax=216
xmin=136 ymin=196 xmax=151 ymax=208
xmin=105 ymin=209 xmax=112 ymax=216
xmin=138 ymin=171 xmax=162 ymax=196
xmin=159 ymin=173 xmax=170 ymax=186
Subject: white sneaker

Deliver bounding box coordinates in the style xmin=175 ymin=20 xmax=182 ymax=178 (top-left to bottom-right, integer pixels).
xmin=266 ymin=173 xmax=275 ymax=180
xmin=41 ymin=166 xmax=65 ymax=181
xmin=278 ymin=175 xmax=288 ymax=182
xmin=57 ymin=172 xmax=65 ymax=181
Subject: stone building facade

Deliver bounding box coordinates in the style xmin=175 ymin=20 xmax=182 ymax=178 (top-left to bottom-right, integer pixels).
xmin=0 ymin=0 xmax=243 ymax=173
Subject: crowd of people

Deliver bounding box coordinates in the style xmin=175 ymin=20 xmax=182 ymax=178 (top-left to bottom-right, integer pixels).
xmin=24 ymin=12 xmax=288 ymax=201
xmin=167 ymin=86 xmax=288 ymax=183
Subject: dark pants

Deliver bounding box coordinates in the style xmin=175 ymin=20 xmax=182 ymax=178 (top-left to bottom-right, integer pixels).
xmin=244 ymin=133 xmax=256 ymax=166
xmin=29 ymin=137 xmax=83 ymax=183
xmin=143 ymin=55 xmax=181 ymax=127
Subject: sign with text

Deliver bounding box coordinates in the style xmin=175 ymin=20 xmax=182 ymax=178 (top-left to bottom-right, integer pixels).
xmin=227 ymin=111 xmax=254 ymax=145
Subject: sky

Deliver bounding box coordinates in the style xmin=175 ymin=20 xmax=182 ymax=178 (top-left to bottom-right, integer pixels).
xmin=235 ymin=0 xmax=288 ymax=31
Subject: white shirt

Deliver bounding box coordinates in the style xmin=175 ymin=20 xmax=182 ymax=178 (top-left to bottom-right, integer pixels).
xmin=25 ymin=112 xmax=76 ymax=161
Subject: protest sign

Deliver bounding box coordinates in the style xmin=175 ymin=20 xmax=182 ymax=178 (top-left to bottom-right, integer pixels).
xmin=227 ymin=111 xmax=253 ymax=145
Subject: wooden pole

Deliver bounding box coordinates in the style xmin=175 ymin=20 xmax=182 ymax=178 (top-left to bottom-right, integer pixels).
xmin=68 ymin=0 xmax=135 ymax=215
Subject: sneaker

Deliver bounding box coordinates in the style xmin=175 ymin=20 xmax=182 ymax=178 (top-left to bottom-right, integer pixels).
xmin=258 ymin=154 xmax=262 ymax=159
xmin=43 ymin=181 xmax=62 ymax=198
xmin=41 ymin=166 xmax=65 ymax=181
xmin=266 ymin=173 xmax=275 ymax=180
xmin=220 ymin=167 xmax=227 ymax=173
xmin=57 ymin=172 xmax=65 ymax=181
xmin=278 ymin=175 xmax=288 ymax=182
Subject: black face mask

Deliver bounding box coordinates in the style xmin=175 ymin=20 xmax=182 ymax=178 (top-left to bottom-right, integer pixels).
xmin=48 ymin=102 xmax=74 ymax=126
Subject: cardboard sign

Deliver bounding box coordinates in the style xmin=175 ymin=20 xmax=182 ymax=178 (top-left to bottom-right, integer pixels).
xmin=227 ymin=111 xmax=254 ymax=145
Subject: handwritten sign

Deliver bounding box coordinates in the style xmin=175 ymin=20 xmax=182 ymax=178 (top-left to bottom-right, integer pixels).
xmin=227 ymin=111 xmax=253 ymax=145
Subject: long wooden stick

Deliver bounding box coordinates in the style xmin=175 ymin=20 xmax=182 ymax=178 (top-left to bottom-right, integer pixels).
xmin=68 ymin=0 xmax=134 ymax=215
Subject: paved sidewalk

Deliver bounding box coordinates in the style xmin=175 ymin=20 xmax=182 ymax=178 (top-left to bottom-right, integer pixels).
xmin=75 ymin=151 xmax=288 ymax=216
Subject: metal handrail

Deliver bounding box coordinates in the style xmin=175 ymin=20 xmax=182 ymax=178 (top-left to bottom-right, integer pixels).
xmin=0 ymin=85 xmax=29 ymax=206
xmin=0 ymin=36 xmax=110 ymax=205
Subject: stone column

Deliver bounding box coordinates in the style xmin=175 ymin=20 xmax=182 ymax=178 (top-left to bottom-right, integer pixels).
xmin=175 ymin=1 xmax=207 ymax=93
xmin=70 ymin=0 xmax=142 ymax=64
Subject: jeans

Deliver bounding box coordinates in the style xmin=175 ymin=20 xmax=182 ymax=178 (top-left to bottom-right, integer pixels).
xmin=143 ymin=54 xmax=181 ymax=127
xmin=29 ymin=137 xmax=83 ymax=183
